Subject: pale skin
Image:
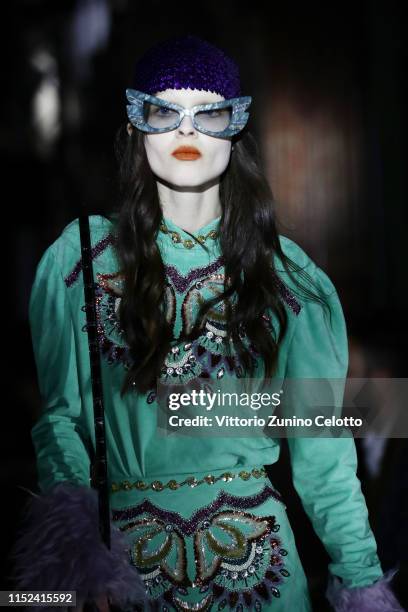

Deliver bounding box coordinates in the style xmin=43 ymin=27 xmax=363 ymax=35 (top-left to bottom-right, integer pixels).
xmin=127 ymin=88 xmax=234 ymax=233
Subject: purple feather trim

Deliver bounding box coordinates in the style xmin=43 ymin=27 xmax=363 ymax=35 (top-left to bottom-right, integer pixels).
xmin=11 ymin=482 xmax=148 ymax=609
xmin=326 ymin=568 xmax=405 ymax=611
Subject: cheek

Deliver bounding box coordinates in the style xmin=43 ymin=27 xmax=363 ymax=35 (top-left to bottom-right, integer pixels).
xmin=144 ymin=135 xmax=169 ymax=169
xmin=210 ymin=144 xmax=232 ymax=172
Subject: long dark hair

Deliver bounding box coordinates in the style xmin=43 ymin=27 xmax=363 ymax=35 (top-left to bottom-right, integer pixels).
xmin=111 ymin=124 xmax=331 ymax=397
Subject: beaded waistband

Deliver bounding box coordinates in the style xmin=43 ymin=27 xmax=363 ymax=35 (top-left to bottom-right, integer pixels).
xmin=111 ymin=466 xmax=268 ymax=493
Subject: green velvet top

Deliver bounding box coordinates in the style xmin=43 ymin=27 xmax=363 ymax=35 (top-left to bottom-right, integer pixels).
xmin=28 ymin=214 xmax=384 ymax=589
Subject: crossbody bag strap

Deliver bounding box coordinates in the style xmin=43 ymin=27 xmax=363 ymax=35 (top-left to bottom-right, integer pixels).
xmin=79 ymin=214 xmax=111 ymax=549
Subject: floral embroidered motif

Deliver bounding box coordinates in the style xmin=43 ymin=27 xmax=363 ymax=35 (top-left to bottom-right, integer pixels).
xmin=112 ymin=485 xmax=289 ymax=611
xmin=76 ymin=256 xmax=301 ymax=394
xmin=160 ymin=270 xmax=241 ymax=385
xmin=160 ymin=269 xmax=265 ymax=386
xmin=82 ymin=271 xmax=132 ymax=369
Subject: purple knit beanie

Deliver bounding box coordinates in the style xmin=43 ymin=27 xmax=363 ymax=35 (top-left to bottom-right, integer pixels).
xmin=131 ymin=34 xmax=242 ymax=100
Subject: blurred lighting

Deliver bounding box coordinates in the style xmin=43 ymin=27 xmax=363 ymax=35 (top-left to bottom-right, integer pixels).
xmin=68 ymin=0 xmax=111 ymax=81
xmin=30 ymin=48 xmax=61 ymax=157
xmin=262 ymin=90 xmax=362 ymax=264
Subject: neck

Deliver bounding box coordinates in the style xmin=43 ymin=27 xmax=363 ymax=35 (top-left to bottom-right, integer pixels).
xmin=156 ymin=176 xmax=222 ymax=233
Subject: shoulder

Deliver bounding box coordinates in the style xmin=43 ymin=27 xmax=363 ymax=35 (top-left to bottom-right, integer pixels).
xmin=52 ymin=214 xmax=114 ymax=255
xmin=275 ymin=235 xmax=315 ymax=273
xmin=277 ymin=238 xmax=348 ymax=375
xmin=274 ymin=234 xmax=340 ymax=309
xmin=43 ymin=214 xmax=117 ymax=278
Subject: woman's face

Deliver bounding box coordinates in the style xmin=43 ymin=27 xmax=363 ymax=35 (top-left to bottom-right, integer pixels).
xmin=143 ymin=88 xmax=232 ymax=188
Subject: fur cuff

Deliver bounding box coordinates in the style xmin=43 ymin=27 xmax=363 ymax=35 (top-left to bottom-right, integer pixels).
xmin=11 ymin=482 xmax=147 ymax=608
xmin=326 ymin=568 xmax=404 ymax=611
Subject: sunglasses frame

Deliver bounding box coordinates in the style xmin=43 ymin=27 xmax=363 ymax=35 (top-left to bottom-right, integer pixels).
xmin=126 ymin=88 xmax=252 ymax=138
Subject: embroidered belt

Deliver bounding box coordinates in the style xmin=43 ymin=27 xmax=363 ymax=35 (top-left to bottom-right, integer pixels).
xmin=111 ymin=466 xmax=268 ymax=493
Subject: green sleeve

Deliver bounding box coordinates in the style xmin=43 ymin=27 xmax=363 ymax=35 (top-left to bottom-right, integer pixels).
xmin=284 ymin=262 xmax=384 ymax=588
xmin=29 ymin=245 xmax=91 ymax=493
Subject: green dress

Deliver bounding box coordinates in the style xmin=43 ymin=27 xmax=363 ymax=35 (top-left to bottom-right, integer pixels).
xmin=28 ymin=214 xmax=384 ymax=611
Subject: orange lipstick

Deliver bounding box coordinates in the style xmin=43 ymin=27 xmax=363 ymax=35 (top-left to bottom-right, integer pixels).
xmin=172 ymin=145 xmax=202 ymax=161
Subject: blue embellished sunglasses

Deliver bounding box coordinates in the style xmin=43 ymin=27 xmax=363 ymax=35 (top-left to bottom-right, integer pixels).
xmin=126 ymin=89 xmax=252 ymax=138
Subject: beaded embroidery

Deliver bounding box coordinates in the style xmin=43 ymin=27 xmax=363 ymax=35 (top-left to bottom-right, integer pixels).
xmin=71 ymin=233 xmax=302 ymax=391
xmin=160 ymin=220 xmax=218 ymax=250
xmin=81 ymin=271 xmax=132 ymax=369
xmin=112 ymin=484 xmax=290 ymax=611
xmin=161 ymin=266 xmax=243 ymax=386
xmin=64 ymin=233 xmax=116 ymax=288
xmin=164 ymin=257 xmax=225 ymax=294
xmin=111 ymin=467 xmax=268 ymax=493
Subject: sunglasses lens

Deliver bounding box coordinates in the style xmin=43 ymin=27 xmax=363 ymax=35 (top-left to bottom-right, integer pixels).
xmin=143 ymin=102 xmax=180 ymax=129
xmin=194 ymin=106 xmax=232 ymax=132
xmin=139 ymin=100 xmax=235 ymax=133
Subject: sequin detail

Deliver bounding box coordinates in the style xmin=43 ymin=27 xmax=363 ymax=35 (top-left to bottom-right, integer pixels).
xmin=75 ymin=245 xmax=301 ymax=391
xmin=131 ymin=34 xmax=241 ymax=101
xmin=111 ymin=467 xmax=269 ymax=494
xmin=82 ymin=271 xmax=132 ymax=368
xmin=64 ymin=233 xmax=116 ymax=287
xmin=112 ymin=485 xmax=285 ymax=530
xmin=160 ymin=221 xmax=218 ymax=249
xmin=165 ymin=257 xmax=225 ymax=294
xmin=160 ymin=270 xmax=243 ymax=385
xmin=112 ymin=484 xmax=290 ymax=610
xmin=273 ymin=276 xmax=301 ymax=316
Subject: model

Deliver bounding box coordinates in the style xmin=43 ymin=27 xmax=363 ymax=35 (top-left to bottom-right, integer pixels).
xmin=13 ymin=35 xmax=403 ymax=612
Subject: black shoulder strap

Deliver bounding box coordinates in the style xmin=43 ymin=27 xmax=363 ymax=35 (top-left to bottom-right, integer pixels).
xmin=79 ymin=214 xmax=111 ymax=549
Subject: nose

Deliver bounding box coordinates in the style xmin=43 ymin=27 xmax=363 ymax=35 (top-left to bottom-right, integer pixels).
xmin=177 ymin=114 xmax=196 ymax=136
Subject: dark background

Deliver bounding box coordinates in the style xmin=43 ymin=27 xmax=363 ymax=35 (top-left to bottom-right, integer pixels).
xmin=3 ymin=0 xmax=407 ymax=609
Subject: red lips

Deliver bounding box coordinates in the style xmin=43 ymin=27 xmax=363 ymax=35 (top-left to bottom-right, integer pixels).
xmin=172 ymin=145 xmax=202 ymax=160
